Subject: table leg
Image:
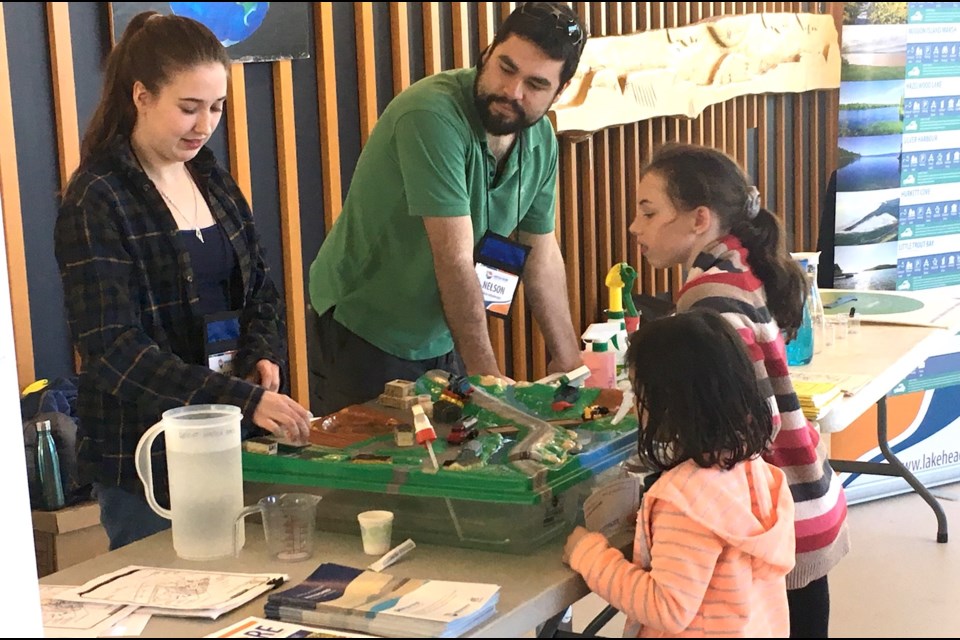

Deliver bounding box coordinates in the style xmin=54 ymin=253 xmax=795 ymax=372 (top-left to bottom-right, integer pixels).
xmin=535 ymin=607 xmax=572 ymax=638
xmin=829 ymin=396 xmax=949 ymax=543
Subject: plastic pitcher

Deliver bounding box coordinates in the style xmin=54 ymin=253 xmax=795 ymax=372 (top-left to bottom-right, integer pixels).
xmin=134 ymin=404 xmax=244 ymax=560
xmin=236 ymin=493 xmax=321 ymax=561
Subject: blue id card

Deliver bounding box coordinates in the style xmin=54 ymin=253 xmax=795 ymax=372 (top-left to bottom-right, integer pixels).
xmin=203 ymin=311 xmax=240 ymax=375
xmin=474 ymin=231 xmax=531 ymax=318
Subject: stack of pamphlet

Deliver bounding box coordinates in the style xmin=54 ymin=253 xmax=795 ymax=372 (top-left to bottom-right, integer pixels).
xmin=264 ymin=563 xmax=500 ymax=638
xmin=51 ymin=565 xmax=288 ymax=620
xmin=793 ymin=380 xmax=844 ymax=421
xmin=789 ymin=371 xmax=872 ymax=422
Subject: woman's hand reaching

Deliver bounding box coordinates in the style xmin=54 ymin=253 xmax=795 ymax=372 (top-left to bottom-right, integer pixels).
xmin=252 ymin=390 xmax=311 ymax=444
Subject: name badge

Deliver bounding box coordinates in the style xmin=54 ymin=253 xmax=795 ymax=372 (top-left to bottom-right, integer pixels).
xmin=474 ymin=231 xmax=531 ymax=318
xmin=204 ymin=311 xmax=240 ymax=375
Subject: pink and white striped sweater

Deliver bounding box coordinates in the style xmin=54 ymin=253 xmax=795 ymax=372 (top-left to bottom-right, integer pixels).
xmin=677 ymin=235 xmax=850 ymax=589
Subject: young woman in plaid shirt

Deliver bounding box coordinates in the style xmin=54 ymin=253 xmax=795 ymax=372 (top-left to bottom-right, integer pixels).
xmin=54 ymin=12 xmax=310 ymax=549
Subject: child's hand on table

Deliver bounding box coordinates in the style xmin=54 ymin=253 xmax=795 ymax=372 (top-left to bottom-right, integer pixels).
xmin=562 ymin=525 xmax=590 ymax=565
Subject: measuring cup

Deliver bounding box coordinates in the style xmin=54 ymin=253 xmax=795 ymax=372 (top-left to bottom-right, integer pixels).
xmin=236 ymin=493 xmax=321 ymax=561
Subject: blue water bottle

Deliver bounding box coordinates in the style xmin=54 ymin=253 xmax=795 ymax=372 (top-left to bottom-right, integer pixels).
xmin=785 ymin=298 xmax=814 ymax=366
xmin=785 ymin=259 xmax=815 ymax=366
xmin=36 ymin=419 xmax=65 ymax=511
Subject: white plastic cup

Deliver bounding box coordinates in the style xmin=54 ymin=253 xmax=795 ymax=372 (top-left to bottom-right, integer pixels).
xmin=848 ymin=313 xmax=861 ymax=334
xmin=828 ymin=314 xmax=848 ymax=341
xmin=357 ymin=510 xmax=394 ymax=555
xmin=417 ymin=394 xmax=433 ymax=418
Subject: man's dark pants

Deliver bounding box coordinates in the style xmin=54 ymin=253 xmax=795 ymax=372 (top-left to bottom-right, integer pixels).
xmin=308 ymin=308 xmax=465 ymax=417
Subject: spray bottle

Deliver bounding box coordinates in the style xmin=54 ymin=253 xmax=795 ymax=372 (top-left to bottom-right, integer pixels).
xmin=605 ymin=263 xmax=641 ymax=333
xmin=581 ymin=323 xmax=617 ymax=389
xmin=604 ymin=264 xmax=638 ymax=382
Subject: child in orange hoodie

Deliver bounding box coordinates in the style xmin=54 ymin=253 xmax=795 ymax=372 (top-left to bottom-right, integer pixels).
xmin=564 ymin=309 xmax=796 ymax=637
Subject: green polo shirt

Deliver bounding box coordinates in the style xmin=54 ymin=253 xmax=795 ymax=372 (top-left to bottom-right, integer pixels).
xmin=308 ymin=67 xmax=559 ymax=360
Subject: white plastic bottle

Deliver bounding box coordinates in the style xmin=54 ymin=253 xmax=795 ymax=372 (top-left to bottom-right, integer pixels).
xmin=583 ymin=340 xmax=616 ymax=389
xmin=605 ymin=310 xmax=630 ymax=382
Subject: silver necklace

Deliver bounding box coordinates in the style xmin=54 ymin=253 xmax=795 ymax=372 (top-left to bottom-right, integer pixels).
xmin=157 ymin=166 xmax=204 ymax=243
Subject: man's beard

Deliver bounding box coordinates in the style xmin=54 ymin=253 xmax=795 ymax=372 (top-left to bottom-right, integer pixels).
xmin=474 ymin=91 xmax=536 ymax=135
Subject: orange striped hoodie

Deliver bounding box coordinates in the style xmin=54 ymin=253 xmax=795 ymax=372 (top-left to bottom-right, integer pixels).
xmin=569 ymin=457 xmax=796 ymax=637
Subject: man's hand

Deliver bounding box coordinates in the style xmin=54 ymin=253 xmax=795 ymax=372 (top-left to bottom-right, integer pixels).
xmin=246 ymin=359 xmax=280 ymax=392
xmin=252 ymin=391 xmax=311 ymax=444
xmin=562 ymin=525 xmax=590 ymax=566
xmin=547 ymin=357 xmax=585 ymax=375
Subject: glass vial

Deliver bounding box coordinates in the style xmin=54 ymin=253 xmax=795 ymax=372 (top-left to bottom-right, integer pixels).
xmin=36 ymin=420 xmax=65 ymax=511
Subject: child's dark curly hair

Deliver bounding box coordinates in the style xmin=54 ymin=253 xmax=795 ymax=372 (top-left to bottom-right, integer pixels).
xmin=627 ymin=309 xmax=775 ymax=471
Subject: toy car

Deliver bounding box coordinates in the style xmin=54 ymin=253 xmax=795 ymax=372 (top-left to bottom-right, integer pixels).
xmin=582 ymin=405 xmax=611 ymax=421
xmin=447 ymin=416 xmax=479 ymax=445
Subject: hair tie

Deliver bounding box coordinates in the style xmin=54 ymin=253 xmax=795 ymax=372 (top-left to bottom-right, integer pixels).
xmin=745 ymin=186 xmax=761 ymax=219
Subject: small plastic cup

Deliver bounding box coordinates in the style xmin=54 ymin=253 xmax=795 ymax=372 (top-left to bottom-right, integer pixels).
xmin=818 ymin=318 xmax=835 ymax=349
xmin=417 ymin=394 xmax=433 ymax=418
xmin=848 ymin=313 xmax=861 ymax=334
xmin=357 ymin=510 xmax=394 ymax=555
xmin=827 ymin=314 xmax=848 ymax=341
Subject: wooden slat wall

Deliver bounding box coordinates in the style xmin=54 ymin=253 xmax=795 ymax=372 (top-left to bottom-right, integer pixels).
xmin=0 ymin=2 xmax=34 ymax=388
xmin=46 ymin=2 xmax=79 ymax=189
xmin=274 ymin=60 xmax=309 ymax=406
xmin=226 ymin=64 xmax=253 ymax=203
xmin=0 ymin=2 xmax=838 ymax=391
xmin=355 ymin=3 xmax=377 ymax=146
xmin=315 ymin=3 xmax=342 ymax=230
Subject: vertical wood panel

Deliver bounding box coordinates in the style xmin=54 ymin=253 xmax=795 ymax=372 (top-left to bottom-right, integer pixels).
xmin=273 ymin=60 xmax=308 ymax=405
xmin=737 ymin=96 xmax=748 ymax=162
xmin=510 ymin=288 xmax=527 ymax=380
xmin=758 ymin=95 xmax=769 ymax=202
xmin=775 ymin=95 xmax=787 ymax=221
xmin=226 ymin=64 xmax=252 ymax=204
xmin=452 ymin=2 xmax=471 ymax=68
xmin=0 ymin=3 xmax=34 ymax=387
xmin=423 ymin=2 xmax=442 ymax=76
xmin=591 ymin=3 xmax=613 ymax=319
xmin=488 ymin=315 xmax=507 ymax=374
xmin=477 ymin=2 xmax=496 ymax=48
xmin=46 ymin=3 xmax=79 ymax=189
xmin=390 ymin=3 xmax=411 ymax=95
xmin=561 ymin=140 xmax=582 ymax=337
xmin=355 ymin=2 xmax=377 ymax=145
xmin=315 ymin=3 xmax=342 ymax=230
xmin=793 ymin=93 xmax=805 ymax=248
xmin=580 ymin=142 xmax=599 ymax=325
xmin=809 ymin=92 xmax=821 ymax=248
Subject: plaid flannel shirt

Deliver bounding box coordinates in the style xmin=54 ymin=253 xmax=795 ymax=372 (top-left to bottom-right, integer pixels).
xmin=55 ymin=139 xmax=286 ymax=501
